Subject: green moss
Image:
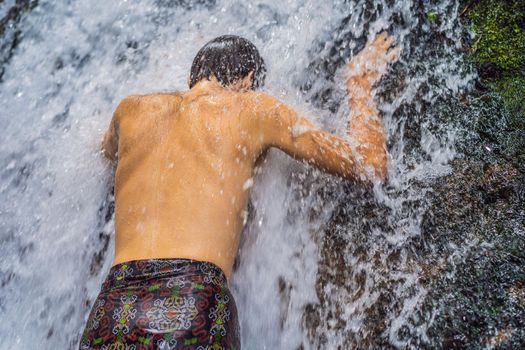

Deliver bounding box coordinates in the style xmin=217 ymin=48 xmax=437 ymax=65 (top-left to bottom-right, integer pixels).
xmin=462 ymin=0 xmax=525 ymax=119
xmin=487 ymin=76 xmax=525 ymax=125
xmin=426 ymin=11 xmax=439 ymax=23
xmin=468 ymin=0 xmax=525 ymax=72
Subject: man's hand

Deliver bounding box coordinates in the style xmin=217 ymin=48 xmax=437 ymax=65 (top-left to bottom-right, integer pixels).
xmin=346 ymin=32 xmax=401 ymax=91
xmin=345 ymin=32 xmax=401 ymax=180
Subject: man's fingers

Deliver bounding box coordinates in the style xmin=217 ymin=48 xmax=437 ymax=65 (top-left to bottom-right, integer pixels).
xmin=370 ymin=32 xmax=396 ymax=52
xmin=346 ymin=32 xmax=400 ymax=83
xmin=372 ymin=31 xmax=388 ymax=46
xmin=377 ymin=31 xmax=388 ymax=41
xmin=382 ymin=35 xmax=396 ymax=49
xmin=386 ymin=47 xmax=401 ymax=62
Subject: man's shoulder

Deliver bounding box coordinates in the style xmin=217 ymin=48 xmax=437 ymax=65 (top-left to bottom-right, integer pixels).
xmin=119 ymin=92 xmax=183 ymax=105
xmin=241 ymin=91 xmax=283 ymax=112
xmin=114 ymin=92 xmax=183 ymax=116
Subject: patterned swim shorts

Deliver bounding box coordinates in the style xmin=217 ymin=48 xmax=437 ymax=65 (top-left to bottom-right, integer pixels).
xmin=79 ymin=258 xmax=240 ymax=350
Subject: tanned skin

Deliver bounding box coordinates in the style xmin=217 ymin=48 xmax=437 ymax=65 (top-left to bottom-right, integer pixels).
xmin=101 ymin=33 xmax=399 ymax=278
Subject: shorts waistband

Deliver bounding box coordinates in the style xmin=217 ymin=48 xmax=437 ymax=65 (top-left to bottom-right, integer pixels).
xmin=102 ymin=258 xmax=227 ymax=292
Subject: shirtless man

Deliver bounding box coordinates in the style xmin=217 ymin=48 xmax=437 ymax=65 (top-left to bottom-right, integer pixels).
xmin=80 ymin=33 xmax=399 ymax=349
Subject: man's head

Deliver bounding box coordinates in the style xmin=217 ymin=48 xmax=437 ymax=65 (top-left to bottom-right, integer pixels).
xmin=189 ymin=35 xmax=266 ymax=90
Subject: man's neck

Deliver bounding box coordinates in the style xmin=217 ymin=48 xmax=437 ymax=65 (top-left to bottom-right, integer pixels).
xmin=190 ymin=76 xmax=251 ymax=94
xmin=190 ymin=77 xmax=226 ymax=94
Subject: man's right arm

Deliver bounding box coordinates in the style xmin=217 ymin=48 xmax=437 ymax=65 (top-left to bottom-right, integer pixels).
xmin=344 ymin=32 xmax=399 ymax=180
xmin=253 ymin=93 xmax=372 ymax=181
xmin=252 ymin=33 xmax=399 ymax=181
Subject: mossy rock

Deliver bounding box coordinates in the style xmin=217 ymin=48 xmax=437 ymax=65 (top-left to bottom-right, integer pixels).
xmin=464 ymin=0 xmax=525 ymax=73
xmin=461 ymin=0 xmax=525 ymax=120
xmin=487 ymin=76 xmax=525 ymax=126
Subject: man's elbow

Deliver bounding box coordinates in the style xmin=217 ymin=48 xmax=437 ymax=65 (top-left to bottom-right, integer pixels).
xmin=369 ymin=152 xmax=388 ymax=181
xmin=374 ymin=162 xmax=387 ymax=181
xmin=357 ymin=151 xmax=387 ymax=182
xmin=103 ymin=150 xmax=118 ymax=163
xmin=100 ymin=142 xmax=118 ymax=163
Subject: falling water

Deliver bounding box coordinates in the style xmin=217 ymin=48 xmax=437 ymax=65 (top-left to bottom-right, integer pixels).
xmin=0 ymin=0 xmax=480 ymax=349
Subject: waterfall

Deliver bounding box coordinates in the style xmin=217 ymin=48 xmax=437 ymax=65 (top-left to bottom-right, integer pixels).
xmin=0 ymin=0 xmax=477 ymax=348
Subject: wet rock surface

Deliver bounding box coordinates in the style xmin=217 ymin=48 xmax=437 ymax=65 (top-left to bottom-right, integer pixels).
xmin=302 ymin=0 xmax=525 ymax=348
xmin=425 ymin=5 xmax=525 ymax=346
xmin=424 ymin=159 xmax=524 ymax=349
xmin=306 ymin=100 xmax=525 ymax=349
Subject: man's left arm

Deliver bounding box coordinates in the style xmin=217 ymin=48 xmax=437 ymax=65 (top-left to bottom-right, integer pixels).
xmin=101 ymin=96 xmax=136 ymax=162
xmin=101 ymin=111 xmax=119 ymax=162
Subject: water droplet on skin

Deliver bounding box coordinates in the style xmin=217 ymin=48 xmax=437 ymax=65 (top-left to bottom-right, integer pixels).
xmin=167 ymin=162 xmax=175 ymax=169
xmin=243 ymin=178 xmax=253 ymax=191
xmin=291 ymin=122 xmax=314 ymax=137
xmin=241 ymin=210 xmax=248 ymax=225
xmin=136 ymin=222 xmax=144 ymax=233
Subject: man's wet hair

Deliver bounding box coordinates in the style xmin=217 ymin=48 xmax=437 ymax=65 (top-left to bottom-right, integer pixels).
xmin=189 ymin=35 xmax=266 ymax=90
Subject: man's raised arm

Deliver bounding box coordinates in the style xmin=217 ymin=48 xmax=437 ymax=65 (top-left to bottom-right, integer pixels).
xmin=345 ymin=32 xmax=400 ymax=179
xmin=254 ymin=93 xmax=360 ymax=181
xmin=254 ymin=32 xmax=399 ymax=181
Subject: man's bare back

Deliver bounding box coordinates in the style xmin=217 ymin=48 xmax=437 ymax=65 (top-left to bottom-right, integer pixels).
xmin=101 ymin=33 xmax=399 ymax=278
xmin=106 ymin=82 xmax=279 ymax=277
